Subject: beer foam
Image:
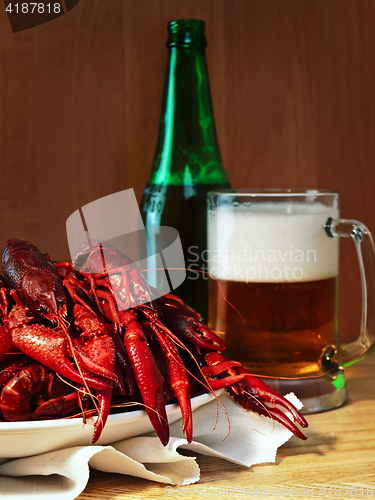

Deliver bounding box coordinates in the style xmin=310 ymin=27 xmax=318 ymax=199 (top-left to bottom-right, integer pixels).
xmin=207 ymin=202 xmax=339 ymax=282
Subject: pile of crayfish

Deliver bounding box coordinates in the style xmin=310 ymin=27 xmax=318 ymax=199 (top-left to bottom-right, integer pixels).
xmin=0 ymin=238 xmax=308 ymax=445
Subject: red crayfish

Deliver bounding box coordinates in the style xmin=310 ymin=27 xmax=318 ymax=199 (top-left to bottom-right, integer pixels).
xmin=0 ymin=238 xmax=308 ymax=445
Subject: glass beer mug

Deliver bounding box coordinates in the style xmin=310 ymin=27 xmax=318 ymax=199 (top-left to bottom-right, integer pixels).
xmin=207 ymin=189 xmax=375 ymax=413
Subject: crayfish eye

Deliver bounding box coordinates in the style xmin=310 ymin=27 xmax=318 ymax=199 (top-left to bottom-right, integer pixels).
xmin=36 ymin=305 xmax=47 ymax=314
xmin=56 ymin=297 xmax=65 ymax=304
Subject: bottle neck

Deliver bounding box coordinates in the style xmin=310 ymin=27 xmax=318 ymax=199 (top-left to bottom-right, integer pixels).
xmin=149 ymin=45 xmax=228 ymax=186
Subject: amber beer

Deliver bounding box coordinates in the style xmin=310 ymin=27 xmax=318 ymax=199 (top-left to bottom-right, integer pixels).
xmin=207 ymin=201 xmax=339 ymax=378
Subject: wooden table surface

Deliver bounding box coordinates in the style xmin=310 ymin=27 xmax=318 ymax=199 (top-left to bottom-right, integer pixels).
xmin=77 ymin=354 xmax=375 ymax=500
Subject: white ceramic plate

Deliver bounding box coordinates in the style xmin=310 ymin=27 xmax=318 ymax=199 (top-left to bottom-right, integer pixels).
xmin=0 ymin=392 xmax=217 ymax=459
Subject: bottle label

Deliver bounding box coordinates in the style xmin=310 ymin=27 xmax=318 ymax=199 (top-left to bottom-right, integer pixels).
xmin=141 ymin=185 xmax=165 ymax=216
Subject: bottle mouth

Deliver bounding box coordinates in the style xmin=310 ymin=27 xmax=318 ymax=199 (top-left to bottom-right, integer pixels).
xmin=167 ymin=19 xmax=207 ymax=48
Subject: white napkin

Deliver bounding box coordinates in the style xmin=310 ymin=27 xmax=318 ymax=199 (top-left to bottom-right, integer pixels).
xmin=0 ymin=393 xmax=303 ymax=500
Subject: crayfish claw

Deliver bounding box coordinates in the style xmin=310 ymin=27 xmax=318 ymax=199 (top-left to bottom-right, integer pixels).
xmin=140 ymin=313 xmax=193 ymax=443
xmin=91 ymin=389 xmax=112 ymax=444
xmin=122 ymin=311 xmax=170 ymax=445
xmin=203 ymin=352 xmax=308 ymax=440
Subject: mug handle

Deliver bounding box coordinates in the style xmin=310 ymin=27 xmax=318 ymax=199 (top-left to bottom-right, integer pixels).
xmin=325 ymin=218 xmax=375 ymax=367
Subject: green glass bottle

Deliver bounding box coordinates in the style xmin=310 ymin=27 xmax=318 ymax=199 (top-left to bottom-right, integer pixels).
xmin=140 ymin=19 xmax=230 ymax=320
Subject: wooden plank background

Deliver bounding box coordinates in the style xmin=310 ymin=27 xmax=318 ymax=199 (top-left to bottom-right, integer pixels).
xmin=1 ymin=0 xmax=375 ymax=342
